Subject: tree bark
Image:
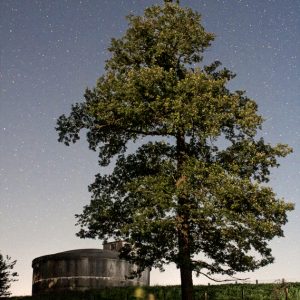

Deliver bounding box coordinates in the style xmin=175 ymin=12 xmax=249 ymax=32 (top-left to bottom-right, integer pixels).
xmin=176 ymin=131 xmax=194 ymax=300
xmin=178 ymin=230 xmax=194 ymax=300
xmin=180 ymin=265 xmax=194 ymax=300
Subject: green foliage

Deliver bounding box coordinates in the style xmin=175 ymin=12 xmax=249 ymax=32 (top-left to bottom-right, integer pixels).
xmin=0 ymin=252 xmax=18 ymax=297
xmin=8 ymin=283 xmax=300 ymax=300
xmin=56 ymin=0 xmax=294 ymax=295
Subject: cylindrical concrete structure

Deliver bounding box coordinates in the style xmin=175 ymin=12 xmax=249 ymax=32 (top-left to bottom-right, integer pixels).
xmin=32 ymin=249 xmax=150 ymax=295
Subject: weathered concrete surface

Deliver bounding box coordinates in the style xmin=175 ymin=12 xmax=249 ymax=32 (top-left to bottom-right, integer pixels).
xmin=32 ymin=249 xmax=150 ymax=295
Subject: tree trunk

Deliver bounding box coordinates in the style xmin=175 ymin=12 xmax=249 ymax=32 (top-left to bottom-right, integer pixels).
xmin=179 ymin=237 xmax=194 ymax=300
xmin=177 ymin=204 xmax=194 ymax=300
xmin=180 ymin=267 xmax=194 ymax=300
xmin=176 ymin=131 xmax=194 ymax=300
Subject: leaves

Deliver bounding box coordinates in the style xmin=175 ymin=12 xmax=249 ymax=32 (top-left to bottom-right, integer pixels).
xmin=0 ymin=253 xmax=18 ymax=297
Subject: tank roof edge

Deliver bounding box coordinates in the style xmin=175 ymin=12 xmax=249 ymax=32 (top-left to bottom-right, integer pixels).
xmin=32 ymin=249 xmax=121 ymax=266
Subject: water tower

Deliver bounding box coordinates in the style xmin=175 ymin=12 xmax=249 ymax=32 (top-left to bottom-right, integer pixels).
xmin=32 ymin=242 xmax=150 ymax=295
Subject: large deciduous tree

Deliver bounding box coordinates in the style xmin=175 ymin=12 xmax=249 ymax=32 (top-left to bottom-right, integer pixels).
xmin=0 ymin=253 xmax=18 ymax=297
xmin=56 ymin=1 xmax=294 ymax=299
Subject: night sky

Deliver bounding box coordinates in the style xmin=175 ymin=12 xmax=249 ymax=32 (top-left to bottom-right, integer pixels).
xmin=1 ymin=0 xmax=299 ymax=296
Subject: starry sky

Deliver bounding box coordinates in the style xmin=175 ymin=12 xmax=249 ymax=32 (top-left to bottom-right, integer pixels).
xmin=1 ymin=0 xmax=299 ymax=296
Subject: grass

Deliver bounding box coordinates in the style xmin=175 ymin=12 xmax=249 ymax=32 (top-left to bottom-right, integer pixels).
xmin=7 ymin=282 xmax=300 ymax=300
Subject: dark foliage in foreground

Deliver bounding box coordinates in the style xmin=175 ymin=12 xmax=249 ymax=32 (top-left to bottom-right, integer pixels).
xmin=0 ymin=253 xmax=18 ymax=297
xmin=8 ymin=282 xmax=300 ymax=300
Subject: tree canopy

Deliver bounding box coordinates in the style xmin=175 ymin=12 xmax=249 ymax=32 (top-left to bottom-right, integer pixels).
xmin=0 ymin=252 xmax=18 ymax=297
xmin=56 ymin=2 xmax=294 ymax=299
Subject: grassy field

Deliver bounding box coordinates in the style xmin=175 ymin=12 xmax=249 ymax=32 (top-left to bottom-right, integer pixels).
xmin=7 ymin=282 xmax=300 ymax=300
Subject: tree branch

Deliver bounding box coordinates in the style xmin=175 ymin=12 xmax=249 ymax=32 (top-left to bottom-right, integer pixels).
xmin=197 ymin=271 xmax=249 ymax=283
xmin=96 ymin=123 xmax=169 ymax=137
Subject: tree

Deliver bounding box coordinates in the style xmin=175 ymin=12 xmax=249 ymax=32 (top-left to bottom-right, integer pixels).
xmin=56 ymin=1 xmax=294 ymax=299
xmin=0 ymin=252 xmax=18 ymax=297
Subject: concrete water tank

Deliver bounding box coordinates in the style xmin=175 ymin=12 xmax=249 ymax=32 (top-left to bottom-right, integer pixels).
xmin=32 ymin=244 xmax=150 ymax=295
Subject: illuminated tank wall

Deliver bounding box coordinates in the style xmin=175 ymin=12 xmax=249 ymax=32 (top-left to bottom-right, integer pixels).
xmin=32 ymin=242 xmax=150 ymax=295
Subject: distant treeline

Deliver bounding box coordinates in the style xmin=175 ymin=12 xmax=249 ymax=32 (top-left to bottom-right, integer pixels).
xmin=7 ymin=282 xmax=300 ymax=300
